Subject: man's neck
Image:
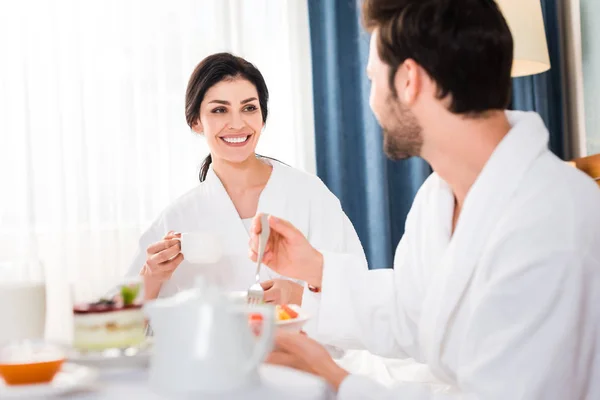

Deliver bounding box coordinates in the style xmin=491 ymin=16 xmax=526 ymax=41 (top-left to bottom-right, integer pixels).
xmin=423 ymin=111 xmax=511 ymax=209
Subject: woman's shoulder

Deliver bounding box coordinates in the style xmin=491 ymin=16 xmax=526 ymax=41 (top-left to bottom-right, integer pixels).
xmin=155 ymin=183 xmax=209 ymax=222
xmin=272 ymin=160 xmax=334 ymax=196
xmin=270 ymin=161 xmax=342 ymax=209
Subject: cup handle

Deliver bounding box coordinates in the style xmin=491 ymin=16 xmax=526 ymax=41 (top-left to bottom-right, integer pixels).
xmin=244 ymin=306 xmax=275 ymax=373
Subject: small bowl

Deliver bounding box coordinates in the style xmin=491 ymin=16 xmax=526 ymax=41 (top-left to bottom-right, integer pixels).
xmin=226 ymin=292 xmax=311 ymax=332
xmin=0 ymin=341 xmax=65 ymax=385
xmin=275 ymin=304 xmax=310 ymax=333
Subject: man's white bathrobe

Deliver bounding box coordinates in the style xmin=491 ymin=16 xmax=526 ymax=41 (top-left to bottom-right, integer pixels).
xmin=126 ymin=159 xmax=366 ymax=334
xmin=309 ymin=111 xmax=600 ymax=399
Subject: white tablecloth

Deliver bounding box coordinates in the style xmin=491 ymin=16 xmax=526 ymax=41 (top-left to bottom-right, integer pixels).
xmin=69 ymin=365 xmax=334 ymax=400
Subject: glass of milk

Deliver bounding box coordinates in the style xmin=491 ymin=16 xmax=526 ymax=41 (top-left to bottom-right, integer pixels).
xmin=0 ymin=259 xmax=46 ymax=343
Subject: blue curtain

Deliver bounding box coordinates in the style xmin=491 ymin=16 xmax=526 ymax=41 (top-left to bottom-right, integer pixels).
xmin=307 ymin=0 xmax=431 ymax=269
xmin=511 ymin=0 xmax=568 ymax=159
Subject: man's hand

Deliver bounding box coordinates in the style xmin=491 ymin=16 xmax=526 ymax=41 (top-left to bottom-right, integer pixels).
xmin=249 ymin=215 xmax=324 ymax=288
xmin=266 ymin=330 xmax=350 ymax=392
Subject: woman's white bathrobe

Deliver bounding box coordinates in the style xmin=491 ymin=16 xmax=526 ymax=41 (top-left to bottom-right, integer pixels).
xmin=126 ymin=159 xmax=367 ymax=336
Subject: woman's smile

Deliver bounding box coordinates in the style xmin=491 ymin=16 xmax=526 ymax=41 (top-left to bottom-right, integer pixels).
xmin=220 ymin=133 xmax=252 ymax=147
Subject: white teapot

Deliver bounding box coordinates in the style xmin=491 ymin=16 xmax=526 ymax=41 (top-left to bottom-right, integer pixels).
xmin=143 ymin=285 xmax=275 ymax=395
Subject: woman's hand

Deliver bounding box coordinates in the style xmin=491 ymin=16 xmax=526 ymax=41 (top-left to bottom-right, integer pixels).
xmin=261 ymin=279 xmax=304 ymax=305
xmin=142 ymin=231 xmax=184 ymax=284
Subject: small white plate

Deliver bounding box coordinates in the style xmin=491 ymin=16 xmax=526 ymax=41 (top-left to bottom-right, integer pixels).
xmin=276 ymin=304 xmax=310 ymax=332
xmin=66 ymin=342 xmax=151 ymax=371
xmin=0 ymin=363 xmax=98 ymax=398
xmin=226 ymin=293 xmax=311 ymax=332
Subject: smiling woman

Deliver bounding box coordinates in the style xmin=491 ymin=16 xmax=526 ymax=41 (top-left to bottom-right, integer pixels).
xmin=127 ymin=54 xmax=368 ymax=332
xmin=184 ymin=53 xmax=272 ymax=182
xmin=0 ymin=0 xmax=318 ymax=343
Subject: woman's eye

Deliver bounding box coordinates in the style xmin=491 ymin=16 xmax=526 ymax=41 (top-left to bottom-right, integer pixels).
xmin=243 ymin=105 xmax=258 ymax=112
xmin=211 ymin=107 xmax=226 ymax=114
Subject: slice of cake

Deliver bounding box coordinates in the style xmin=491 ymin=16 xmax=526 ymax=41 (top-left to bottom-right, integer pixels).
xmin=73 ymin=284 xmax=145 ymax=352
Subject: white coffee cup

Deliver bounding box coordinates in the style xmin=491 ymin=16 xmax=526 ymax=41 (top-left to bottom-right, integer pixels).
xmin=174 ymin=232 xmax=222 ymax=264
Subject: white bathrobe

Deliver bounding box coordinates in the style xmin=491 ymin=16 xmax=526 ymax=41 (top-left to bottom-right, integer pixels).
xmin=126 ymin=159 xmax=366 ymax=331
xmin=309 ymin=111 xmax=600 ymax=399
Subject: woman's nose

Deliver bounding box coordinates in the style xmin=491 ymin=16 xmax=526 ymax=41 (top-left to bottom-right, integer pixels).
xmin=228 ymin=111 xmax=245 ymax=130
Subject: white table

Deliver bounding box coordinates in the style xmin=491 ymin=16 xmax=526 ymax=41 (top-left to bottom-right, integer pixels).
xmin=69 ymin=365 xmax=334 ymax=400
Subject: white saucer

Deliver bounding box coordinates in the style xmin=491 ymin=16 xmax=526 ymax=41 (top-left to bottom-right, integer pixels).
xmin=0 ymin=363 xmax=98 ymax=398
xmin=66 ymin=342 xmax=151 ymax=371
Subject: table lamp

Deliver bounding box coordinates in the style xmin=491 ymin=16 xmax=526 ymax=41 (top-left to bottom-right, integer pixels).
xmin=496 ymin=0 xmax=551 ymax=77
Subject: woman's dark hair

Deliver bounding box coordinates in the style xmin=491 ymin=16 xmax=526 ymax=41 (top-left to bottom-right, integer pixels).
xmin=185 ymin=52 xmax=269 ymax=182
xmin=362 ymin=0 xmax=513 ymax=116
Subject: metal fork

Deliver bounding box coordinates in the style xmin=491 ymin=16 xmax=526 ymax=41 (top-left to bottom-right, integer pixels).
xmin=247 ymin=214 xmax=270 ymax=305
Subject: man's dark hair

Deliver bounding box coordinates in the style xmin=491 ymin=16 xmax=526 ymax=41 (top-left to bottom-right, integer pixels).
xmin=362 ymin=0 xmax=514 ymax=115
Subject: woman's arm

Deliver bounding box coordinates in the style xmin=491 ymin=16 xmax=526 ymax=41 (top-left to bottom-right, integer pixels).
xmin=142 ymin=272 xmax=164 ymax=301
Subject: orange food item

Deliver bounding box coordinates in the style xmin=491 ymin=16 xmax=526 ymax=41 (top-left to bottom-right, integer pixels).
xmin=275 ymin=304 xmax=299 ymax=321
xmin=249 ymin=313 xmax=263 ymax=322
xmin=276 ymin=308 xmax=291 ymax=320
xmin=280 ymin=305 xmax=298 ymax=319
xmin=248 ymin=313 xmax=264 ymax=336
xmin=0 ymin=359 xmax=64 ymax=385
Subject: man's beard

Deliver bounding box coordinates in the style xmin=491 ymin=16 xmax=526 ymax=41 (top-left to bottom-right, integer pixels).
xmin=381 ymin=96 xmax=423 ymax=161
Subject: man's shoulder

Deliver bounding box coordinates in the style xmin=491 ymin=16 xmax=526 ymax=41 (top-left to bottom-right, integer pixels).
xmin=409 ymin=171 xmax=446 ymax=209
xmin=497 ymin=152 xmax=600 ymax=251
xmin=514 ymin=153 xmax=600 ymax=221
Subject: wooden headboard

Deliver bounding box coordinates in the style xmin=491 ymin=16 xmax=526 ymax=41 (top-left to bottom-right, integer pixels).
xmin=567 ymin=154 xmax=600 ymax=187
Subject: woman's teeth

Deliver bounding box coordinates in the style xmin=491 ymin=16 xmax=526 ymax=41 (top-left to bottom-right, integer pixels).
xmin=222 ymin=136 xmax=249 ymax=144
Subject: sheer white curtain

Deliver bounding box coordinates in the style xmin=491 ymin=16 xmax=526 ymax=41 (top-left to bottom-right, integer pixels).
xmin=0 ymin=0 xmax=315 ymax=341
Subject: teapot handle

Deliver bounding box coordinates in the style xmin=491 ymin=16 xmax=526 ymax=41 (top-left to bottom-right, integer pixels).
xmin=244 ymin=306 xmax=275 ymax=373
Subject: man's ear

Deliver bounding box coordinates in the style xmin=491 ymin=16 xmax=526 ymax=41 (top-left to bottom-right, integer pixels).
xmin=394 ymin=58 xmax=421 ymax=105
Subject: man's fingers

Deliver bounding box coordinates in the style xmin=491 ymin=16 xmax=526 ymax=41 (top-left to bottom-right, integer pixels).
xmin=249 ymin=234 xmax=259 ymax=252
xmin=248 ymin=249 xmax=257 ymax=262
xmin=268 ymin=215 xmax=300 ymax=241
xmin=262 ymin=252 xmax=274 ymax=265
xmin=273 ymin=330 xmax=305 ymax=352
xmin=263 ymin=287 xmax=280 ymax=304
xmin=266 ymin=351 xmax=299 ymax=369
xmin=251 ymin=214 xmax=263 ymax=235
xmin=248 ymin=249 xmax=258 ymax=262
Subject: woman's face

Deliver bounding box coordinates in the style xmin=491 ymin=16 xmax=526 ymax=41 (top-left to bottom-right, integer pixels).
xmin=193 ymin=78 xmax=264 ymax=164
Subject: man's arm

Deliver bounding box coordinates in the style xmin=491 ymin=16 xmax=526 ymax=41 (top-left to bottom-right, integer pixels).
xmin=335 ymin=245 xmax=597 ymax=399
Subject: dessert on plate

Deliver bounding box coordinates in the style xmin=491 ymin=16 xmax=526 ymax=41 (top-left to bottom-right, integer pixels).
xmin=73 ymin=284 xmax=145 ymax=352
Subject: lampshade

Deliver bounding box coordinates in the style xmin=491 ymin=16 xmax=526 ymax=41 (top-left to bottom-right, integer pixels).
xmin=496 ymin=0 xmax=551 ymax=77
